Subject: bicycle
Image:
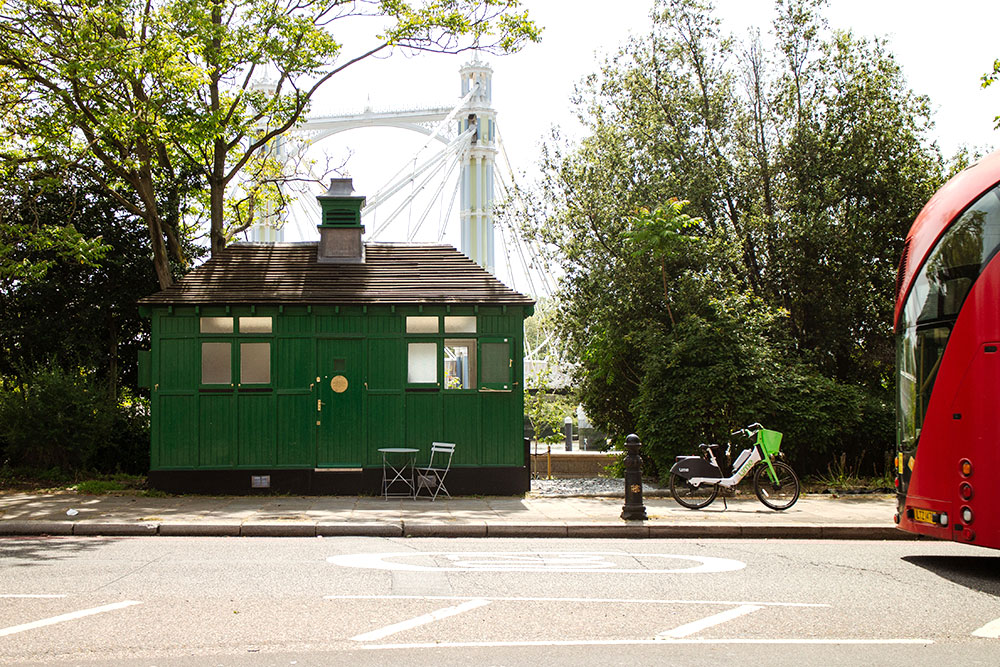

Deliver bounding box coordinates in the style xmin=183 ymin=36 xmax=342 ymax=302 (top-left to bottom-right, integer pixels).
xmin=668 ymin=423 xmax=800 ymax=511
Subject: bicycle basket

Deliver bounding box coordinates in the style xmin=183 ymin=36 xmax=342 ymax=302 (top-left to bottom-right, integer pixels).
xmin=757 ymin=429 xmax=783 ymax=456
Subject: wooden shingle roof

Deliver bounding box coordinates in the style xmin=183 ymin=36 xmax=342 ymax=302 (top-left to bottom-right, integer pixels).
xmin=139 ymin=242 xmax=534 ymax=306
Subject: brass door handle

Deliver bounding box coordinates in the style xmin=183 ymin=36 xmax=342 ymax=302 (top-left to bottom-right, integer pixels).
xmin=317 ymin=399 xmax=323 ymax=411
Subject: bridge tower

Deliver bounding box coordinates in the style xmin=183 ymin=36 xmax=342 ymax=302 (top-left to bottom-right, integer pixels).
xmin=458 ymin=56 xmax=497 ymax=273
xmin=261 ymin=57 xmax=500 ymax=272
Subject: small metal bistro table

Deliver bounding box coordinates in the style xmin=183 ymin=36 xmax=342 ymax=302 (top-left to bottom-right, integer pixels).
xmin=378 ymin=447 xmax=419 ymax=499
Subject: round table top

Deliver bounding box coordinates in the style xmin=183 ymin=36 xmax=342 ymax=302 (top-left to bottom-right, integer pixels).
xmin=378 ymin=447 xmax=419 ymax=454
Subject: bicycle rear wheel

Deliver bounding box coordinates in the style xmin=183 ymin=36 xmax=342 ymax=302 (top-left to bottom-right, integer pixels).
xmin=669 ymin=473 xmax=718 ymax=509
xmin=753 ymin=460 xmax=800 ymax=510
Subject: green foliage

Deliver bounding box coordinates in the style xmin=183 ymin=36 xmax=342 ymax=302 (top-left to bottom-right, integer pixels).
xmin=524 ymin=363 xmax=575 ymax=446
xmin=514 ymin=0 xmax=943 ymax=478
xmin=983 ymin=57 xmax=1000 ymax=129
xmin=0 ymin=0 xmax=541 ymax=282
xmin=0 ymin=365 xmax=149 ymax=475
xmin=74 ymin=475 xmax=147 ymax=495
xmin=0 ymin=167 xmax=189 ymax=397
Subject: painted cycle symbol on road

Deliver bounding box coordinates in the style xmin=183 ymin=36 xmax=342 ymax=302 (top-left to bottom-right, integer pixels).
xmin=327 ymin=551 xmax=745 ymax=574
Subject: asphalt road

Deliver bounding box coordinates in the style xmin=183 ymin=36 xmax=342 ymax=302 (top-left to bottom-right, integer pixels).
xmin=1 ymin=536 xmax=999 ymax=666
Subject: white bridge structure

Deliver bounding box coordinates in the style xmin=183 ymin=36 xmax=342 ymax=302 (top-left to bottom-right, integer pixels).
xmin=249 ymin=55 xmax=553 ymax=300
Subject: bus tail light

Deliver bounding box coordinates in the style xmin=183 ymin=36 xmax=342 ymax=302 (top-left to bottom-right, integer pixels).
xmin=962 ymin=506 xmax=974 ymax=524
xmin=939 ymin=512 xmax=949 ymax=527
xmin=960 ymin=459 xmax=973 ymax=477
xmin=960 ymin=482 xmax=974 ymax=501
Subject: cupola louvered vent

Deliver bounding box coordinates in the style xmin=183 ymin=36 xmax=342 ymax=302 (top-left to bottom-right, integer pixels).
xmin=316 ymin=178 xmax=366 ymax=263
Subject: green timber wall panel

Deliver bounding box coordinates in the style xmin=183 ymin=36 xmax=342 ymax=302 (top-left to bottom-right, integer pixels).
xmin=156 ymin=395 xmax=198 ymax=467
xmin=480 ymin=394 xmax=521 ymax=465
xmin=442 ymin=393 xmax=480 ymax=464
xmin=277 ymin=315 xmax=313 ymax=335
xmin=238 ymin=394 xmax=276 ymax=466
xmin=159 ymin=316 xmax=197 ymax=336
xmin=367 ymin=394 xmax=403 ymax=463
xmin=478 ymin=311 xmax=517 ymax=336
xmin=277 ymin=394 xmax=314 ymax=466
xmin=367 ymin=339 xmax=403 ymax=389
xmin=405 ymin=393 xmax=441 ymax=450
xmin=317 ymin=314 xmax=362 ymax=334
xmin=368 ymin=315 xmax=402 ymax=335
xmin=159 ymin=339 xmax=198 ymax=389
xmin=200 ymin=394 xmax=235 ymax=467
xmin=276 ymin=338 xmax=313 ymax=389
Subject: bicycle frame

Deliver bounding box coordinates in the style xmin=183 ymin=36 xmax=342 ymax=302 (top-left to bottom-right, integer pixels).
xmin=683 ymin=434 xmax=780 ymax=489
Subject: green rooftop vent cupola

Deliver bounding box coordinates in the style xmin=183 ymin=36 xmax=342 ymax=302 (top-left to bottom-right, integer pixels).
xmin=317 ymin=178 xmax=366 ymax=264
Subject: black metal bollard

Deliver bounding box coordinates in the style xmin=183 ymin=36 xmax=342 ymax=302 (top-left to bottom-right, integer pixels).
xmin=621 ymin=433 xmax=648 ymax=521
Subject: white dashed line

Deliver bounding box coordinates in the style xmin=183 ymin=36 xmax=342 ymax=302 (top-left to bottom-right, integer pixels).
xmin=0 ymin=601 xmax=142 ymax=638
xmin=972 ymin=617 xmax=1000 ymax=638
xmin=359 ymin=638 xmax=934 ymax=650
xmin=657 ymin=605 xmax=764 ymax=639
xmin=351 ymin=598 xmax=491 ymax=642
xmin=326 ymin=594 xmax=827 ymax=608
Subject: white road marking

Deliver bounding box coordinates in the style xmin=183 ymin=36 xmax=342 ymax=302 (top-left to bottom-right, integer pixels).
xmin=359 ymin=638 xmax=934 ymax=650
xmin=0 ymin=594 xmax=66 ymax=599
xmin=0 ymin=600 xmax=142 ymax=638
xmin=972 ymin=616 xmax=1000 ymax=638
xmin=350 ymin=598 xmax=491 ymax=642
xmin=328 ymin=551 xmax=746 ymax=574
xmin=657 ymin=605 xmax=763 ymax=639
xmin=326 ymin=594 xmax=828 ymax=608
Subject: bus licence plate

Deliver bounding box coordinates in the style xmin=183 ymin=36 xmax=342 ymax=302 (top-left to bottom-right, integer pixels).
xmin=912 ymin=508 xmax=936 ymax=525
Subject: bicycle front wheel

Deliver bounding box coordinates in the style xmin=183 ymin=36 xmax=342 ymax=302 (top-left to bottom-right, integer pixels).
xmin=669 ymin=473 xmax=718 ymax=509
xmin=753 ymin=460 xmax=800 ymax=510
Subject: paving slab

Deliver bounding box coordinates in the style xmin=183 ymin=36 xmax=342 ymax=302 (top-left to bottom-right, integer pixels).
xmin=0 ymin=492 xmax=903 ymax=540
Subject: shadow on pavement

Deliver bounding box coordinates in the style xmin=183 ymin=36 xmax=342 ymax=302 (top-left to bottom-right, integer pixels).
xmin=903 ymin=555 xmax=1000 ymax=597
xmin=0 ymin=536 xmax=117 ymax=568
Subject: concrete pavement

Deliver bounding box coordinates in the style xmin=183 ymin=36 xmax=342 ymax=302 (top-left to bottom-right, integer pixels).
xmin=0 ymin=490 xmax=911 ymax=540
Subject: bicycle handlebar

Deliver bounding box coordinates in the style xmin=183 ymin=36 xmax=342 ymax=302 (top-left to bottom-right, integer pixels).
xmin=730 ymin=423 xmax=764 ymax=438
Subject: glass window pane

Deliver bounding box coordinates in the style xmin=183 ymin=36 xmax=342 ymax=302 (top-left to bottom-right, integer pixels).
xmin=240 ymin=343 xmax=271 ymax=384
xmin=480 ymin=340 xmax=510 ymax=387
xmin=202 ymin=342 xmax=231 ymax=384
xmin=406 ymin=316 xmax=439 ymax=333
xmin=444 ymin=339 xmax=476 ymax=389
xmin=407 ymin=342 xmax=438 ymax=383
xmin=444 ymin=316 xmax=476 ymax=333
xmin=239 ymin=317 xmax=272 ymax=334
xmin=902 ymin=184 xmax=1000 ymax=329
xmin=200 ymin=317 xmax=233 ymax=334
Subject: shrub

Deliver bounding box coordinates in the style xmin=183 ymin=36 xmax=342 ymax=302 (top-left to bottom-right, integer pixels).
xmin=0 ymin=365 xmax=149 ymax=474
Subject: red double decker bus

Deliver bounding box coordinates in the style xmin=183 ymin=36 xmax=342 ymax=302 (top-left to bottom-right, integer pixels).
xmin=894 ymin=150 xmax=1000 ymax=549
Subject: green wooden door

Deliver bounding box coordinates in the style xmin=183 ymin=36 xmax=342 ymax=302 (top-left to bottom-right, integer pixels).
xmin=317 ymin=339 xmax=364 ymax=466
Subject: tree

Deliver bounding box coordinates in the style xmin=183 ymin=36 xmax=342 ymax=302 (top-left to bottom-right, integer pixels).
xmin=0 ymin=164 xmax=174 ymax=397
xmin=626 ymin=200 xmax=702 ymax=326
xmin=515 ymin=0 xmax=943 ymax=476
xmin=0 ymin=0 xmax=540 ymax=288
xmin=984 ymin=58 xmax=1000 ymax=129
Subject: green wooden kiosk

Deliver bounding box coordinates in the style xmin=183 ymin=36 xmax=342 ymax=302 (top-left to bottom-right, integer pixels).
xmin=139 ymin=179 xmax=534 ymax=494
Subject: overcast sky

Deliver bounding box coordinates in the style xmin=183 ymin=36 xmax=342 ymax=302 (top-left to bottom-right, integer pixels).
xmin=287 ymin=0 xmax=1000 ymax=287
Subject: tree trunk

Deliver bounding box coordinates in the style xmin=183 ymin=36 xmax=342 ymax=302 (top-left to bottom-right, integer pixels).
xmin=210 ymin=176 xmax=226 ymax=256
xmin=108 ymin=311 xmax=118 ymax=402
xmin=661 ymin=260 xmax=675 ymax=327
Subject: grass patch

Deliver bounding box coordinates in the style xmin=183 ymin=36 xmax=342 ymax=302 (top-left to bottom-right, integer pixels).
xmin=807 ymin=452 xmax=893 ymax=492
xmin=0 ymin=467 xmax=152 ymax=495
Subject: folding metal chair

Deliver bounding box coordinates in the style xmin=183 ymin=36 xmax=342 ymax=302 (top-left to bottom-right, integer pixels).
xmin=414 ymin=442 xmax=456 ymax=500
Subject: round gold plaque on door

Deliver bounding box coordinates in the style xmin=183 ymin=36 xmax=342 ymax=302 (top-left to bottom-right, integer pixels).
xmin=330 ymin=375 xmax=348 ymax=393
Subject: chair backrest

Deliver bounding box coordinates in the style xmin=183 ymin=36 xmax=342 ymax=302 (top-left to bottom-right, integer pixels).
xmin=428 ymin=441 xmax=456 ymax=470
